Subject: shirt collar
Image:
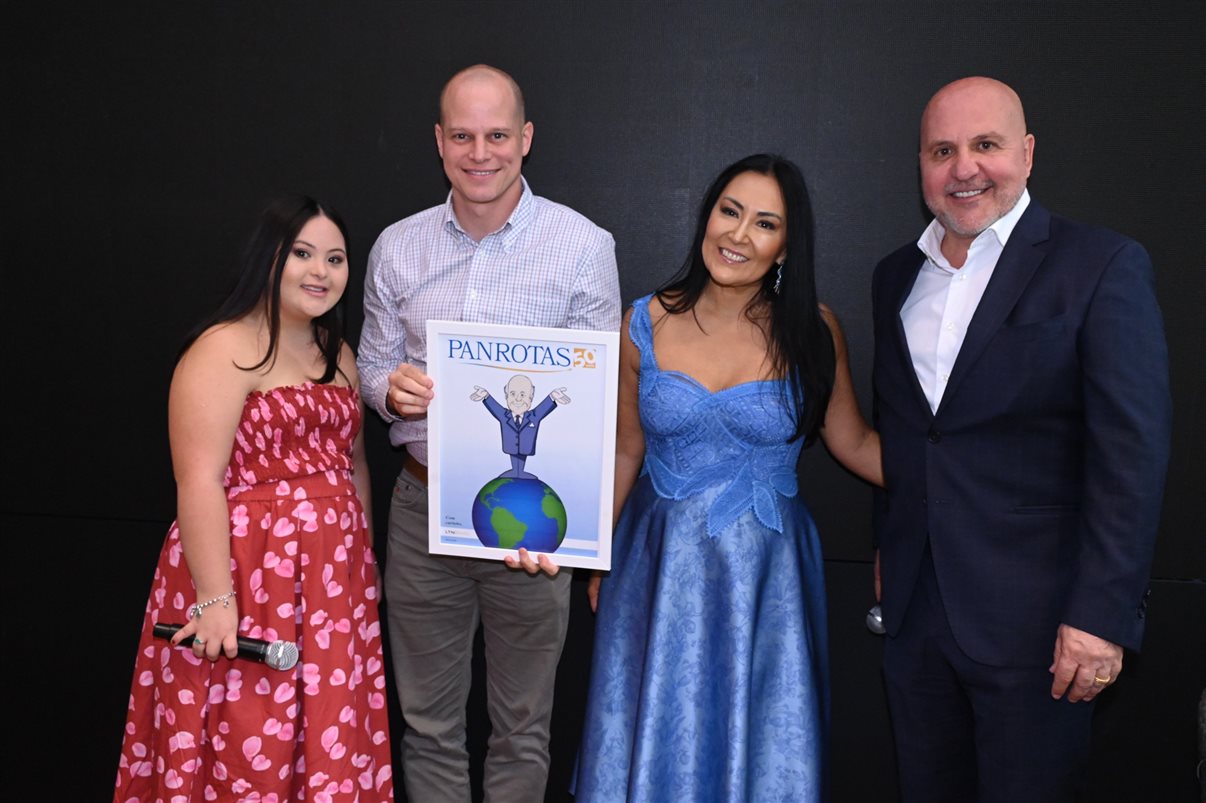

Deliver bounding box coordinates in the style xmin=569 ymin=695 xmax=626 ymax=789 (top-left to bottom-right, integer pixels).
xmin=441 ymin=177 xmax=534 ymax=248
xmin=917 ymin=188 xmax=1031 ymax=270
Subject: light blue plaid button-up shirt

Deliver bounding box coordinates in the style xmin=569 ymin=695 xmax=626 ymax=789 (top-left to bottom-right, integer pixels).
xmin=358 ymin=179 xmax=621 ymax=464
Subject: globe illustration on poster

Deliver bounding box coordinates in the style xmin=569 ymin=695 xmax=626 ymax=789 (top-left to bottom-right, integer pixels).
xmin=471 ymin=477 xmax=568 ymax=553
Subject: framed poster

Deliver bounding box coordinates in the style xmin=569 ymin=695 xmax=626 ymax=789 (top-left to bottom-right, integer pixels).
xmin=425 ymin=320 xmax=619 ymax=570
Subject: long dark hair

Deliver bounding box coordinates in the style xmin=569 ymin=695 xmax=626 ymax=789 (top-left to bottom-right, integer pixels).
xmin=178 ymin=194 xmax=349 ymax=384
xmin=656 ymin=154 xmax=835 ymax=444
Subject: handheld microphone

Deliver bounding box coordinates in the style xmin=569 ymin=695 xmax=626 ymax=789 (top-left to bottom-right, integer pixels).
xmin=866 ymin=604 xmax=886 ymax=635
xmin=152 ymin=623 xmax=299 ymax=671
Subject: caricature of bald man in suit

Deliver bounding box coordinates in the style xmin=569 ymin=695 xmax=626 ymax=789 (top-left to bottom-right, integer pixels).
xmin=471 ymin=375 xmax=570 ymax=478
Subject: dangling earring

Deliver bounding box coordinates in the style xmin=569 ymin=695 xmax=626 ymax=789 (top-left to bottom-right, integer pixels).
xmin=773 ymin=261 xmax=784 ymax=295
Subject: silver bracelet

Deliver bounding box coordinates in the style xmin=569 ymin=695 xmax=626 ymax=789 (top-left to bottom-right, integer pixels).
xmin=189 ymin=590 xmax=237 ymax=619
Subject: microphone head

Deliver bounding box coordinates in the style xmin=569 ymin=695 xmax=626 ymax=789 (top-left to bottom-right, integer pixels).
xmin=866 ymin=604 xmax=886 ymax=635
xmin=265 ymin=640 xmax=300 ymax=671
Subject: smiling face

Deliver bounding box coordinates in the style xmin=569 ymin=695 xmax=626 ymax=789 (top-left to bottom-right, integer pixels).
xmin=277 ymin=214 xmax=347 ymax=323
xmin=435 ymin=69 xmax=533 ymax=230
xmin=920 ymin=77 xmax=1034 ymax=252
xmin=700 ymin=171 xmax=787 ymax=292
xmin=504 ymin=375 xmax=534 ymax=415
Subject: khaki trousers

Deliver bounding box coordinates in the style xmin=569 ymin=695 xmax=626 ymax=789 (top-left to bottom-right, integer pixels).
xmin=384 ymin=466 xmax=572 ymax=803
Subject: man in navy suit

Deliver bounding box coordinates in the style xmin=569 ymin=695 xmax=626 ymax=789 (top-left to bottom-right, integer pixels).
xmin=471 ymin=375 xmax=570 ymax=478
xmin=872 ymin=76 xmax=1171 ymax=802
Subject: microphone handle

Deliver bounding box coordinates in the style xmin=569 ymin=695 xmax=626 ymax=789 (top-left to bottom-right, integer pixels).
xmin=152 ymin=623 xmax=270 ymax=662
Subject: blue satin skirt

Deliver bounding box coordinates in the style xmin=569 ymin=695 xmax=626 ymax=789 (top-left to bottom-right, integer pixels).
xmin=575 ymin=477 xmax=829 ymax=802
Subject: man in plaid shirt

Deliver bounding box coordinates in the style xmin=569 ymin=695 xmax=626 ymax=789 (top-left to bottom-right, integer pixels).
xmin=357 ymin=64 xmax=620 ymax=803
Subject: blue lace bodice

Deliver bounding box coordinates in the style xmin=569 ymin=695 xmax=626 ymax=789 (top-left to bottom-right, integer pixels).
xmin=631 ymin=295 xmax=802 ymax=537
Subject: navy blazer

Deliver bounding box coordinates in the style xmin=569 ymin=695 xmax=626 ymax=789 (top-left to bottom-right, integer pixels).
xmin=871 ymin=201 xmax=1171 ymax=666
xmin=482 ymin=394 xmax=558 ymax=457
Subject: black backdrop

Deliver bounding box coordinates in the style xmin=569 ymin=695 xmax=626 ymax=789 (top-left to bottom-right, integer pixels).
xmin=6 ymin=2 xmax=1203 ymax=800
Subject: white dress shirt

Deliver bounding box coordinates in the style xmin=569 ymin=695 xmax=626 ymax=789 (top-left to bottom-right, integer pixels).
xmin=901 ymin=190 xmax=1030 ymax=413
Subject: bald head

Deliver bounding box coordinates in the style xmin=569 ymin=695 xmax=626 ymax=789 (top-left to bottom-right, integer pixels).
xmin=439 ymin=64 xmax=526 ymax=126
xmin=922 ymin=76 xmax=1027 ymax=144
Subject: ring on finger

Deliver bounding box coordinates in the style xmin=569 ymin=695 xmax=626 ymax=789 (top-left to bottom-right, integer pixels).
xmin=193 ymin=638 xmax=205 ymax=647
xmin=1093 ymin=674 xmax=1110 ymax=685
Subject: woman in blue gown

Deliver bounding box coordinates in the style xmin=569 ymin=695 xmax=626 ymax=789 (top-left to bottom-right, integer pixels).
xmin=575 ymin=155 xmax=883 ymax=802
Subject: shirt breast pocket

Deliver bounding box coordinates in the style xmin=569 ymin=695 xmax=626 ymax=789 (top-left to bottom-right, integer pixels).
xmin=492 ymin=290 xmax=569 ymax=328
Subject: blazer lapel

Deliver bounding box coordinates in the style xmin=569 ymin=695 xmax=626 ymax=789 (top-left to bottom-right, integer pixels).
xmin=936 ymin=203 xmax=1052 ymax=415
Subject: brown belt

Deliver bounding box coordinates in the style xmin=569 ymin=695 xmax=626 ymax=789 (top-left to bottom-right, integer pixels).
xmin=402 ymin=453 xmax=428 ymax=486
